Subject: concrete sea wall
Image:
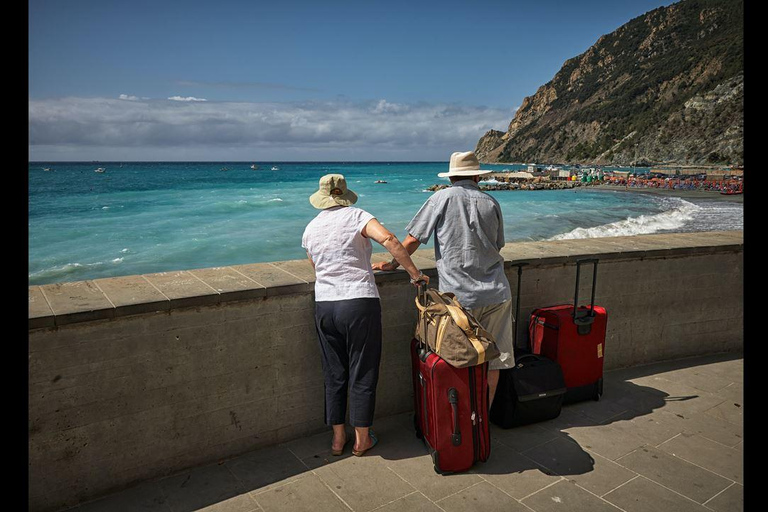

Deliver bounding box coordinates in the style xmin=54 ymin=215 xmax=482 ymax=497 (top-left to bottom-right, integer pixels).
xmin=28 ymin=231 xmax=743 ymax=511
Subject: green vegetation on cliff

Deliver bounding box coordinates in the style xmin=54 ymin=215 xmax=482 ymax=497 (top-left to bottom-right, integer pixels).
xmin=477 ymin=0 xmax=743 ymax=166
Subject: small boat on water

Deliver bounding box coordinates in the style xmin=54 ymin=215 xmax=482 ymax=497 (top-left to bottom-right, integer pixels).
xmin=720 ymin=190 xmax=743 ymax=195
xmin=220 ymin=167 xmax=229 ymax=172
xmin=271 ymin=166 xmax=280 ymax=171
xmin=375 ymin=180 xmax=387 ymax=184
xmin=250 ymin=164 xmax=259 ymax=170
xmin=94 ymin=167 xmax=106 ymax=173
xmin=43 ymin=168 xmax=52 ymax=172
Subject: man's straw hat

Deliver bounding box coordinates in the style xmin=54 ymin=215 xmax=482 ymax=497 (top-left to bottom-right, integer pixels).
xmin=437 ymin=151 xmax=493 ymax=178
xmin=309 ymin=174 xmax=358 ymax=209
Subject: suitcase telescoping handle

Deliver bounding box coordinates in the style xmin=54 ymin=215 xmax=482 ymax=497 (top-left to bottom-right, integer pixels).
xmin=510 ymin=262 xmax=529 ymax=351
xmin=417 ymin=282 xmax=430 ymax=361
xmin=573 ymin=258 xmax=599 ymax=334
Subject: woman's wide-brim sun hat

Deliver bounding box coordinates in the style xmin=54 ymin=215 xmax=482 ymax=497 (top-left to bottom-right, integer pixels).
xmin=309 ymin=174 xmax=358 ymax=209
xmin=437 ymin=151 xmax=493 ymax=178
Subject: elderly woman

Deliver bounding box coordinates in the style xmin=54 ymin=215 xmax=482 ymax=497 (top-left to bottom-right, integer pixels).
xmin=302 ymin=174 xmax=428 ymax=457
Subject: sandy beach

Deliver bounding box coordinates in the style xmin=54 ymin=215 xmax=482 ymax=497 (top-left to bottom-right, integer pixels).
xmin=587 ymin=184 xmax=744 ymax=203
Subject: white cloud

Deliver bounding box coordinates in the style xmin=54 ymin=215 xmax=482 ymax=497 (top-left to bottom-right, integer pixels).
xmin=28 ymin=96 xmax=511 ymax=160
xmin=167 ymin=96 xmax=208 ymax=102
xmin=119 ymin=94 xmax=139 ymax=101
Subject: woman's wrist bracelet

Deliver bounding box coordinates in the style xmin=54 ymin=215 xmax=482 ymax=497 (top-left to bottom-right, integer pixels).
xmin=409 ymin=272 xmax=425 ymax=284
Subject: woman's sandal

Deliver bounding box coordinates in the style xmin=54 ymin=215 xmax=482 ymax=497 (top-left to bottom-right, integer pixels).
xmin=352 ymin=432 xmax=378 ymax=457
xmin=331 ymin=435 xmax=349 ymax=456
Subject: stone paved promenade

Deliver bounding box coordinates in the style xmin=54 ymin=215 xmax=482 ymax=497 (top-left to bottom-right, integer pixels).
xmin=63 ymin=352 xmax=744 ymax=512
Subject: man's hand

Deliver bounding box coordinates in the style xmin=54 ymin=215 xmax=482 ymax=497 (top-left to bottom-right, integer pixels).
xmin=372 ymin=260 xmax=398 ymax=271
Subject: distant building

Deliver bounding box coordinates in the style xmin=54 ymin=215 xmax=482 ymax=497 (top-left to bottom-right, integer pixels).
xmin=527 ymin=164 xmax=543 ymax=173
xmin=550 ymin=169 xmax=571 ymax=180
xmin=506 ymin=171 xmax=535 ymax=182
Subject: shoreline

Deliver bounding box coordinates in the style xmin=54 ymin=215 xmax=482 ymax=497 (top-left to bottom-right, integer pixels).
xmin=586 ymin=184 xmax=744 ymax=203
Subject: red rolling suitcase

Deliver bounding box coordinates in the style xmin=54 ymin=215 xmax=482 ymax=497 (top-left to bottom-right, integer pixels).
xmin=411 ymin=287 xmax=490 ymax=474
xmin=528 ymin=258 xmax=607 ymax=404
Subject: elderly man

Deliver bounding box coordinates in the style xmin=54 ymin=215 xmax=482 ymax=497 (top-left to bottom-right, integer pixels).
xmin=373 ymin=151 xmax=515 ymax=406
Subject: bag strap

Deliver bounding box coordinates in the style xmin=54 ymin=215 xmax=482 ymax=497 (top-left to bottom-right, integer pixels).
xmin=444 ymin=304 xmax=488 ymax=365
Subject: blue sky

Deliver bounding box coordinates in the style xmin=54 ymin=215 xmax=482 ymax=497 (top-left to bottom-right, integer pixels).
xmin=29 ymin=0 xmax=676 ymax=161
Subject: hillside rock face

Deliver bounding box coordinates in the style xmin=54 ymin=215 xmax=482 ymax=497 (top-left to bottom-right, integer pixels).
xmin=476 ymin=0 xmax=743 ymax=166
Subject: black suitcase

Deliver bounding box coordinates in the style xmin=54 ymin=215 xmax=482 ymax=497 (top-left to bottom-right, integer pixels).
xmin=489 ymin=263 xmax=566 ymax=429
xmin=490 ymin=353 xmax=566 ymax=428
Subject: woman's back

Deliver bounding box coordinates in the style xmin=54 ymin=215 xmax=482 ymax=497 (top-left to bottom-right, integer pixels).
xmin=302 ymin=206 xmax=379 ymax=301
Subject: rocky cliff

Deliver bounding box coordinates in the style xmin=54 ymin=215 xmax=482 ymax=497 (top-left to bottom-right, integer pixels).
xmin=476 ymin=0 xmax=743 ymax=166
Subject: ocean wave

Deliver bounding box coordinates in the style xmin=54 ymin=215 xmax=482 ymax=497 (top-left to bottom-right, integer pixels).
xmin=111 ymin=258 xmax=124 ymax=263
xmin=549 ymin=198 xmax=701 ymax=240
xmin=28 ymin=261 xmax=104 ymax=281
xmin=268 ymin=198 xmax=283 ymax=202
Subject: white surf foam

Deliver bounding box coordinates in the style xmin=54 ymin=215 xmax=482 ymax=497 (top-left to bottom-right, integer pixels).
xmin=549 ymin=198 xmax=702 ymax=240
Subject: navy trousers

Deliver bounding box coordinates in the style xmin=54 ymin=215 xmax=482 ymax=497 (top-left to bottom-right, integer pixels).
xmin=314 ymin=298 xmax=382 ymax=427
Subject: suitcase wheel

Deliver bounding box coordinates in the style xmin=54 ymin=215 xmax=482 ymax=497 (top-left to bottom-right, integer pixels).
xmin=593 ymin=377 xmax=603 ymax=401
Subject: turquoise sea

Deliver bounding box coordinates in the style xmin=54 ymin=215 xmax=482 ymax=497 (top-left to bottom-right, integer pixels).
xmin=28 ymin=162 xmax=744 ymax=285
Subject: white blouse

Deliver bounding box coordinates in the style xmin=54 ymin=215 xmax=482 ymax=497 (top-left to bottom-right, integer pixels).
xmin=302 ymin=206 xmax=380 ymax=301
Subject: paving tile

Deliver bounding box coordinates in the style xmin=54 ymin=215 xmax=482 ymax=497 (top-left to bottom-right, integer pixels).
xmin=520 ymin=436 xmax=597 ymax=478
xmin=271 ymin=259 xmax=317 ymax=284
xmin=537 ymin=407 xmax=596 ymax=434
xmin=92 ymin=274 xmax=170 ymax=317
xmin=294 ymin=419 xmax=414 ymax=471
xmin=29 ymin=286 xmax=56 ymax=329
xmin=522 ymin=479 xmax=622 ymax=512
xmin=189 ymin=267 xmax=266 ymax=302
xmin=691 ymin=358 xmax=743 ymax=383
xmin=234 ymin=262 xmax=309 ymax=296
xmin=433 ymin=481 xmax=529 ymax=512
xmin=252 ymin=474 xmax=349 ymax=512
xmin=385 ymin=452 xmax=482 ymax=502
xmin=490 ymin=422 xmax=560 ymax=453
xmin=373 ymin=425 xmax=481 ymax=502
xmin=143 ymin=271 xmax=221 ymax=308
xmin=545 ymin=421 xmax=647 ymax=461
xmin=562 ymin=449 xmax=637 ymax=497
xmin=625 ymin=377 xmax=727 ymax=417
xmin=313 ymin=453 xmax=416 ymax=512
xmin=76 ymin=481 xmax=171 ymax=512
xmin=39 ymin=280 xmax=115 ymax=324
xmin=470 ymin=441 xmax=563 ymax=500
xmin=602 ymin=380 xmax=669 ymax=417
xmin=657 ymin=433 xmax=742 ymax=484
xmin=371 ymin=492 xmax=442 ymax=512
xmin=704 ymin=483 xmax=743 ymax=512
xmin=282 ymin=428 xmax=349 ymax=461
xmin=715 ymin=382 xmax=743 ymax=406
xmin=704 ymin=400 xmax=743 ymax=426
xmin=566 ymin=394 xmax=629 ymax=424
xmin=158 ymin=462 xmax=257 ymax=512
xmin=225 ymin=445 xmax=311 ymax=495
xmin=615 ymin=446 xmax=731 ymax=503
xmin=677 ymin=410 xmax=743 ymax=447
xmin=653 ymin=367 xmax=735 ymax=394
xmin=602 ymin=476 xmax=711 ymax=512
xmin=601 ymin=411 xmax=683 ymax=447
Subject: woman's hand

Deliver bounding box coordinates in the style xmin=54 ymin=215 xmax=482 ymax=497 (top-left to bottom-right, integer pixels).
xmin=372 ymin=260 xmax=397 ymax=271
xmin=410 ymin=273 xmax=430 ymax=287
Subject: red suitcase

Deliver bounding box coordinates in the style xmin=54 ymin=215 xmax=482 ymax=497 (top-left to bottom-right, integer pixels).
xmin=528 ymin=259 xmax=607 ymax=404
xmin=411 ymin=288 xmax=490 ymax=474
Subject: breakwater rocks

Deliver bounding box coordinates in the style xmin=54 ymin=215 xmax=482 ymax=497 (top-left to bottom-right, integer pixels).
xmin=426 ymin=181 xmax=587 ymax=192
